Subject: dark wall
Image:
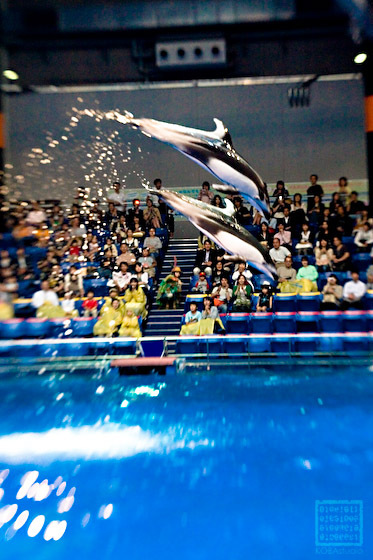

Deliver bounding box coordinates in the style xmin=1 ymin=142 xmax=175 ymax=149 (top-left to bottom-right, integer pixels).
xmin=5 ymin=77 xmax=366 ymax=202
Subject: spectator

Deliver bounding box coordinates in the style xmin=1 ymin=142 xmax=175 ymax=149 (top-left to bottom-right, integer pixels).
xmin=231 ymin=262 xmax=253 ymax=284
xmin=118 ymin=308 xmax=141 ymax=338
xmin=82 ymin=289 xmax=98 ymax=318
xmin=123 ymin=229 xmax=139 ymax=256
xmin=195 ymin=239 xmax=217 ymax=276
xmin=211 ymin=194 xmax=226 ymax=209
xmin=257 ymin=222 xmax=273 ymax=249
xmin=32 ymin=278 xmax=59 ymax=307
xmin=211 ymin=276 xmax=232 ymax=313
xmin=354 ymin=223 xmax=373 ymax=252
xmin=156 ymin=266 xmax=182 ymax=309
xmin=346 ymin=191 xmax=366 ymax=216
xmin=143 ymin=197 xmax=162 ymax=229
xmin=112 ymin=262 xmax=132 ymax=293
xmin=103 ymin=237 xmax=118 ymax=258
xmin=107 ymin=181 xmax=127 ymax=214
xmin=132 ymin=262 xmax=149 ymax=290
xmin=127 ymin=199 xmax=144 ymax=229
xmin=138 ymin=247 xmax=157 ymax=279
xmin=296 ymin=256 xmax=318 ymax=290
xmin=295 ymin=223 xmax=313 ymax=255
xmin=314 ymin=238 xmax=334 ymax=272
xmin=93 ymin=298 xmax=123 ymax=337
xmin=330 ymin=205 xmax=352 ymax=237
xmin=105 ymin=202 xmax=120 ymax=231
xmin=231 ymin=274 xmax=253 ymax=312
xmin=198 ymin=181 xmax=214 ymax=204
xmin=143 ymin=227 xmax=162 ymax=258
xmin=341 ymin=271 xmax=367 ymax=310
xmin=315 ymin=220 xmax=332 ymax=245
xmin=307 ymin=174 xmax=324 ymax=212
xmin=70 ymin=216 xmax=87 ymax=238
xmin=321 ymin=274 xmax=343 ymax=310
xmin=337 ymin=177 xmax=350 ymax=206
xmin=180 ymin=302 xmax=202 ymax=335
xmin=124 ymin=278 xmax=147 ymax=317
xmin=290 ymin=194 xmax=307 ymax=238
xmin=61 ymin=291 xmax=79 ymax=317
xmin=192 ymin=271 xmax=210 ymax=294
xmin=272 ymin=180 xmax=289 ymax=200
xmin=256 ymin=282 xmax=273 ymax=312
xmin=64 ymin=265 xmax=84 ymax=297
xmin=26 ymin=201 xmax=47 ymax=226
xmin=199 ymin=297 xmax=225 ymax=334
xmin=233 ymin=197 xmax=252 ymax=226
xmin=98 ymin=248 xmax=116 ymax=279
xmin=353 ymin=210 xmax=373 ymax=234
xmin=132 ymin=216 xmax=145 ymax=239
xmin=331 ymin=237 xmax=350 ymax=271
xmin=277 ymin=255 xmax=297 ymax=284
xmin=68 ymin=238 xmax=82 ymax=262
xmin=278 ymin=206 xmax=292 ymax=233
xmin=115 ymin=214 xmax=128 ymax=242
xmin=271 ymin=194 xmax=288 ymax=220
xmin=116 ymin=243 xmax=136 ymax=269
xmin=329 ymin=192 xmax=343 ymax=215
xmin=269 ymin=238 xmax=291 ymax=269
xmin=307 ymin=194 xmax=324 ymax=225
xmin=274 ymin=223 xmax=291 ymax=250
xmin=367 ymin=263 xmax=373 ymax=290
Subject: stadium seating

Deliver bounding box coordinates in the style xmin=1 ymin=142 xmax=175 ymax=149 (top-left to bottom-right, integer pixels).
xmin=72 ymin=317 xmax=97 ymax=337
xmin=273 ymin=312 xmax=297 ymax=334
xmin=224 ymin=336 xmax=248 ymax=355
xmin=319 ymin=312 xmax=343 ymax=333
xmin=297 ymin=293 xmax=321 ymax=312
xmin=226 ymin=314 xmax=249 ymax=334
xmin=342 ymin=311 xmax=368 ymax=333
xmin=247 ymin=336 xmax=271 ymax=354
xmin=250 ymin=312 xmax=273 ymax=334
xmin=175 ymin=337 xmax=200 ymax=355
xmin=24 ymin=318 xmax=51 ymax=338
xmin=0 ymin=319 xmax=27 ymax=339
xmin=198 ymin=336 xmax=224 ymax=355
xmin=273 ymin=294 xmax=297 ymax=312
xmin=296 ymin=312 xmax=320 ymax=333
xmin=352 ymin=253 xmax=371 ymax=271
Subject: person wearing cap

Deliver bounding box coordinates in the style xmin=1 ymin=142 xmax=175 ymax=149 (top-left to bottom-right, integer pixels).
xmin=192 ymin=271 xmax=210 ymax=294
xmin=156 ymin=266 xmax=182 ymax=309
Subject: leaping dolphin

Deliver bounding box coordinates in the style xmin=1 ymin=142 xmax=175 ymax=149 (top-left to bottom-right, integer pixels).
xmin=144 ymin=185 xmax=277 ymax=282
xmin=106 ymin=112 xmax=270 ymax=219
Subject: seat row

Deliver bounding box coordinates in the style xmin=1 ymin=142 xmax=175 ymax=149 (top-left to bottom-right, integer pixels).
xmin=176 ymin=333 xmax=372 ymax=356
xmin=185 ymin=292 xmax=373 ymax=313
xmin=0 ymin=317 xmax=100 ymax=339
xmin=0 ymin=337 xmax=137 ymax=358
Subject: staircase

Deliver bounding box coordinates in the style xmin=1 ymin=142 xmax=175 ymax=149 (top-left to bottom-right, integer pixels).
xmin=144 ymin=238 xmax=197 ymax=350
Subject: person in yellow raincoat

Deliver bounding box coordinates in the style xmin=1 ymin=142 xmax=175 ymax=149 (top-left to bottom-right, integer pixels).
xmin=123 ymin=278 xmax=147 ymax=317
xmin=118 ymin=308 xmax=142 ymax=338
xmin=0 ymin=299 xmax=14 ymax=320
xmin=93 ymin=298 xmax=123 ymax=337
xmin=198 ymin=297 xmax=225 ymax=335
xmin=180 ymin=302 xmax=202 ymax=335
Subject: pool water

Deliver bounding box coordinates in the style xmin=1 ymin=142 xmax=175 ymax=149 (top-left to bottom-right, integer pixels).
xmin=0 ymin=363 xmax=372 ymax=559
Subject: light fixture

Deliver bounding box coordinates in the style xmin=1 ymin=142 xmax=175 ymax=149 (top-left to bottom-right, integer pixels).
xmin=3 ymin=70 xmax=19 ymax=81
xmin=354 ymin=52 xmax=367 ymax=64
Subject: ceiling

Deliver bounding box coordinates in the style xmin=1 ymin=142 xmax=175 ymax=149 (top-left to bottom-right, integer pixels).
xmin=0 ymin=0 xmax=372 ymax=87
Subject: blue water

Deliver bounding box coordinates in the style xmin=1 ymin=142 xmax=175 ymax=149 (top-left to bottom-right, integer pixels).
xmin=0 ymin=363 xmax=372 ymax=559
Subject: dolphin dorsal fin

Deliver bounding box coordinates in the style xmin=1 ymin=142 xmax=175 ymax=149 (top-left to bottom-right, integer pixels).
xmin=212 ymin=118 xmax=226 ymax=140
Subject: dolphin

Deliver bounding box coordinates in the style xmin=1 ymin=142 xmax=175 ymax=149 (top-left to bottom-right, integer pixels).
xmin=106 ymin=111 xmax=270 ymax=219
xmin=144 ymin=185 xmax=277 ymax=282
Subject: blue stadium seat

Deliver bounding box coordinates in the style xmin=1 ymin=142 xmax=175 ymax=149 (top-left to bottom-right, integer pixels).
xmin=184 ymin=294 xmax=206 ymax=312
xmin=199 ymin=336 xmax=224 ymax=355
xmin=88 ymin=340 xmax=111 ymax=356
xmin=112 ymin=339 xmax=137 ymax=355
xmin=24 ymin=318 xmax=51 ymax=338
xmin=270 ymin=335 xmax=294 ymax=355
xmin=297 ymin=293 xmax=321 ymax=312
xmin=175 ymin=337 xmax=200 ymax=355
xmin=273 ymin=312 xmax=297 ymax=334
xmin=294 ymin=335 xmax=318 ymax=353
xmin=342 ymin=334 xmax=369 ymax=353
xmin=296 ymin=312 xmax=320 ymax=333
xmin=351 ymin=253 xmax=371 ymax=271
xmin=0 ymin=319 xmax=27 ymax=339
xmin=250 ymin=312 xmax=273 ymax=334
xmin=341 ymin=236 xmax=356 ymax=255
xmin=343 ymin=311 xmax=368 ymax=333
xmin=319 ymin=312 xmax=343 ymax=333
xmin=83 ymin=278 xmax=108 ymax=297
xmin=224 ymin=336 xmax=248 ymax=355
xmin=49 ymin=317 xmax=73 ymax=338
xmin=248 ymin=336 xmax=271 ymax=354
xmin=226 ymin=314 xmax=249 ymax=334
xmin=367 ymin=311 xmax=373 ymax=331
xmin=273 ymin=294 xmax=297 ymax=313
xmin=39 ymin=343 xmax=66 ymax=358
xmin=318 ymin=335 xmax=344 ymax=353
xmin=363 ymin=292 xmax=373 ymax=311
xmin=72 ymin=317 xmax=96 ymax=337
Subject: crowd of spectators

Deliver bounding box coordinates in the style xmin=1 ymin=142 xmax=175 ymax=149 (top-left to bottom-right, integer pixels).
xmin=0 ymin=179 xmax=172 ymax=336
xmin=0 ymin=173 xmax=372 ymax=339
xmin=184 ymin=176 xmax=372 ymax=334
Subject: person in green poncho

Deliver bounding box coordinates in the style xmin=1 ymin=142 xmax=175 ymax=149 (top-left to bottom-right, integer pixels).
xmin=156 ymin=266 xmax=182 ymax=309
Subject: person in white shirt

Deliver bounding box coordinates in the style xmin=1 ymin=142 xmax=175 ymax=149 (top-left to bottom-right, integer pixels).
xmin=231 ymin=262 xmax=253 ymax=283
xmin=70 ymin=217 xmax=87 ymax=238
xmin=269 ymin=238 xmax=291 ymax=269
xmin=32 ymin=280 xmax=60 ymax=309
xmin=341 ymin=271 xmax=367 ymax=310
xmin=26 ymin=201 xmax=47 ymax=225
xmin=112 ymin=262 xmax=132 ymax=293
xmin=354 ymin=223 xmax=373 ymax=252
xmin=107 ymin=181 xmax=127 ymax=214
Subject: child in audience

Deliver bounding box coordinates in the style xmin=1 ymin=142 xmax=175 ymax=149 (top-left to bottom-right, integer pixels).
xmin=256 ymin=283 xmax=273 ymax=312
xmin=82 ymin=289 xmax=98 ymax=318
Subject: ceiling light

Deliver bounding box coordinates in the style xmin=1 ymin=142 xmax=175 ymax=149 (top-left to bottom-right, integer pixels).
xmin=3 ymin=70 xmax=19 ymax=80
xmin=354 ymin=53 xmax=367 ymax=64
